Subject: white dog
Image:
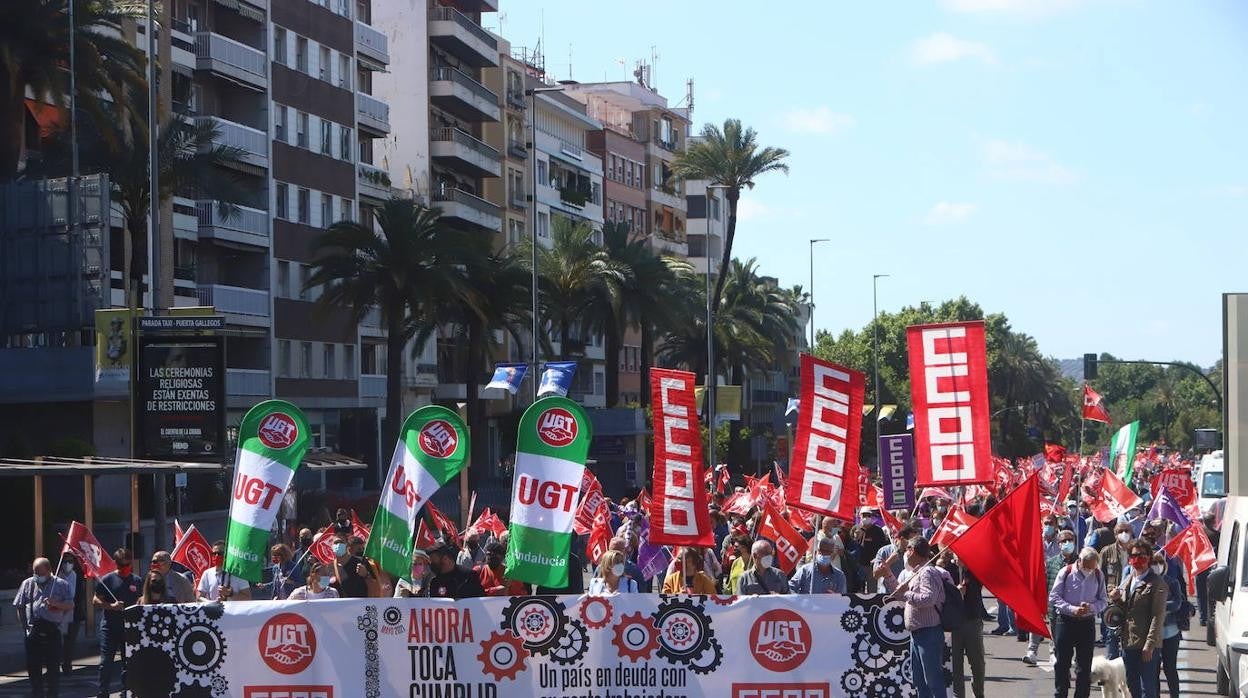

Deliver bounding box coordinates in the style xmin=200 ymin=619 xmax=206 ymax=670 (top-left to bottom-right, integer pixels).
xmin=1090 ymin=655 xmax=1128 ymax=698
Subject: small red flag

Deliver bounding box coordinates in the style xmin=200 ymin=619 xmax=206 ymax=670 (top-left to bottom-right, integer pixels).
xmin=173 ymin=519 xmax=184 ymax=546
xmin=426 ymin=501 xmax=461 ymax=546
xmin=415 ymin=520 xmax=437 ymax=550
xmin=931 ymin=505 xmax=979 ymax=549
xmin=1085 ymin=467 xmax=1143 ymax=522
xmin=350 ymin=510 xmax=371 ymax=544
xmin=757 ymin=501 xmax=807 ymax=575
xmin=586 ymin=503 xmax=613 ymax=566
xmin=309 ymin=524 xmax=338 ymax=565
xmin=947 ymin=474 xmax=1051 ymax=638
xmin=637 ymin=490 xmax=653 ymax=518
xmin=574 ymin=472 xmax=605 ymax=535
xmin=1044 ymin=443 xmax=1067 ymax=463
xmin=1082 ymin=385 xmax=1111 ymax=424
xmin=1163 ymin=523 xmax=1217 ymax=594
xmin=171 ymin=524 xmax=212 ymax=585
xmin=61 ymin=521 xmax=117 ymax=579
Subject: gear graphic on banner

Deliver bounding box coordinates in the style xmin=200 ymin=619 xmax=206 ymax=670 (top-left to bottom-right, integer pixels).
xmin=478 ymin=630 xmax=529 ymax=682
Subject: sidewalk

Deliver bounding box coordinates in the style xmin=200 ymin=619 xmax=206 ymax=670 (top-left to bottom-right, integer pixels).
xmin=0 ymin=600 xmax=100 ymax=676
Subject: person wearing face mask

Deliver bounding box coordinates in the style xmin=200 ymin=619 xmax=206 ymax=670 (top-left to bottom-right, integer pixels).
xmin=393 ymin=551 xmax=430 ymax=598
xmin=293 ymin=527 xmax=316 ymax=578
xmin=476 ymin=540 xmax=528 ymax=596
xmin=1099 ymin=522 xmax=1136 ymax=658
xmin=1108 ymin=540 xmax=1167 ymax=698
xmin=736 ymin=540 xmax=789 ymax=595
xmin=197 ymin=541 xmax=251 ymax=602
xmin=663 ymin=547 xmax=718 ymax=594
xmin=873 ymin=525 xmax=919 ymax=594
xmin=589 ymin=549 xmax=638 ymax=594
xmin=1119 ymin=506 xmax=1146 ymax=538
xmin=329 ymin=533 xmax=377 ymax=598
xmin=289 ymin=559 xmax=340 ymax=600
xmin=58 ymin=554 xmax=86 ymax=676
xmin=94 ymin=548 xmax=141 ymax=698
xmin=457 ymin=533 xmax=485 ymax=572
xmin=857 ymin=509 xmax=891 ymax=565
xmin=608 ymin=537 xmax=649 ymax=592
xmin=892 ymin=537 xmax=950 ymax=698
xmin=1151 ymin=552 xmax=1185 ymax=698
xmin=14 ymin=557 xmax=73 ymax=698
xmin=789 ymin=537 xmax=847 ymax=595
xmin=257 ymin=544 xmax=304 ymax=600
xmin=1048 ymin=547 xmax=1108 ymax=698
xmin=149 ymin=550 xmax=195 ymax=603
xmin=724 ymin=534 xmax=753 ymax=595
xmin=1024 ymin=529 xmax=1080 ymax=666
xmin=425 ymin=539 xmax=486 ymax=599
xmin=1042 ymin=515 xmax=1061 ymax=559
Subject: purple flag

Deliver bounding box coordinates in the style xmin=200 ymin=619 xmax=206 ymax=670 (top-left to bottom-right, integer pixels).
xmin=1147 ymin=489 xmax=1191 ymax=531
xmin=879 ymin=434 xmax=915 ymax=510
xmin=635 ymin=518 xmax=671 ymax=581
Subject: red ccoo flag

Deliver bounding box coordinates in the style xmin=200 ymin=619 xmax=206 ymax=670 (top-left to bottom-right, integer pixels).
xmin=1082 ymin=385 xmax=1111 ymax=424
xmin=757 ymin=501 xmax=808 ymax=575
xmin=907 ymin=322 xmax=993 ymax=488
xmin=787 ymin=354 xmax=866 ymax=521
xmin=1044 ymin=443 xmax=1067 ymax=463
xmin=171 ymin=524 xmax=213 ymax=585
xmin=947 ymin=473 xmax=1051 ymax=638
xmin=62 ymin=521 xmax=117 ymax=579
xmin=649 ymin=368 xmax=714 ymax=547
xmin=1163 ymin=523 xmax=1217 ymax=594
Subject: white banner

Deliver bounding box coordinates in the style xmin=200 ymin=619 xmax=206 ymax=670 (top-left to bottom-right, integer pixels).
xmin=123 ymin=593 xmax=919 ymax=697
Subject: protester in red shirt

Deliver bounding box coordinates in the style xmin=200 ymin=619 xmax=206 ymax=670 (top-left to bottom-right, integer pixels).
xmin=475 ymin=540 xmax=527 ymax=596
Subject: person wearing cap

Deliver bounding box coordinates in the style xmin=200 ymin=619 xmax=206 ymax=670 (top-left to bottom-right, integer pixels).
xmin=1049 ymin=546 xmax=1108 ymax=698
xmin=394 ymin=551 xmax=431 ymax=598
xmin=425 ymin=539 xmax=485 ymax=599
xmin=476 ymin=540 xmax=527 ymax=596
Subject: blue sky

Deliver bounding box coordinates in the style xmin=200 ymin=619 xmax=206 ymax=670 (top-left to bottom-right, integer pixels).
xmin=494 ymin=1 xmax=1248 ymax=367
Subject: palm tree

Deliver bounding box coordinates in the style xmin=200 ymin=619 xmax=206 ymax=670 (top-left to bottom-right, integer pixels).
xmin=671 ymin=119 xmax=789 ymax=314
xmin=306 ymin=198 xmax=476 ymax=447
xmin=601 ymin=221 xmax=694 ymax=406
xmin=1 ymin=0 xmax=146 ymax=178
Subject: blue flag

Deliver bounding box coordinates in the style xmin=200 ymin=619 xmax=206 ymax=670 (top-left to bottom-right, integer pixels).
xmin=485 ymin=363 xmax=528 ymax=395
xmin=1147 ymin=489 xmax=1192 ymax=531
xmin=538 ymin=361 xmax=577 ymax=397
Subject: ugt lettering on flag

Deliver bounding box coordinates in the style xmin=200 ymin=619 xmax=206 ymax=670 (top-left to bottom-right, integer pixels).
xmin=907 ymin=321 xmax=993 ymax=487
xmin=785 ymin=354 xmax=865 ymax=521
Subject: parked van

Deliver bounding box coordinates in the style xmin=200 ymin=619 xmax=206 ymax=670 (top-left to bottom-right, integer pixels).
xmin=1206 ymin=494 xmax=1247 ymax=696
xmin=1200 ymin=451 xmax=1227 ymax=516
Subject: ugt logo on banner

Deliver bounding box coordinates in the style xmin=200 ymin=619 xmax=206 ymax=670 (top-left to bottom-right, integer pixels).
xmin=906 ymin=322 xmax=992 ymax=487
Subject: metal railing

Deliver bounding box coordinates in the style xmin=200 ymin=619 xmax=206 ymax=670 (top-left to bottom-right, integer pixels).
xmin=432 ymin=187 xmax=502 ymax=217
xmin=430 ymin=6 xmax=498 ymax=50
xmin=197 ymin=116 xmax=266 ymax=159
xmin=358 ymin=93 xmax=389 ymax=125
xmin=228 ymin=368 xmax=270 ymax=396
xmin=356 ymin=21 xmax=389 ymax=60
xmin=197 ymin=284 xmax=269 ymax=316
xmin=430 ymin=67 xmax=499 ymax=104
xmin=197 ymin=201 xmax=268 ymax=238
xmin=431 ymin=127 xmax=501 ymax=160
xmin=507 ymin=140 xmax=527 ymax=159
xmin=194 ymin=32 xmax=266 ymax=81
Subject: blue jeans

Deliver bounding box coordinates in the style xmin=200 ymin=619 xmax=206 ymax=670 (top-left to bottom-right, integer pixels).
xmin=1121 ymin=646 xmax=1160 ymax=698
xmin=910 ymin=624 xmax=948 ymax=698
xmin=1105 ymin=624 xmax=1122 ymax=660
xmin=97 ymin=626 xmax=123 ymax=698
xmin=995 ymin=603 xmax=1015 ymax=633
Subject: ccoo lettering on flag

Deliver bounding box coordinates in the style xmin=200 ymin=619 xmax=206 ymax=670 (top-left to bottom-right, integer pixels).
xmin=649 ymin=368 xmax=714 ymax=547
xmin=786 ymin=355 xmax=865 ymax=522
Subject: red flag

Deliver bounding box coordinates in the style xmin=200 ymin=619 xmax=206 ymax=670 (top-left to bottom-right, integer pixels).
xmin=61 ymin=521 xmax=116 ymax=579
xmin=721 ymin=491 xmax=752 ymax=516
xmin=636 ymin=490 xmax=653 ymax=518
xmin=878 ymin=507 xmax=902 ymax=537
xmin=756 ymin=501 xmax=807 ymax=575
xmin=917 ymin=486 xmax=953 ymax=502
xmin=426 ymin=501 xmax=461 ymax=545
xmin=788 ymin=505 xmax=815 ymax=533
xmin=1086 ymin=467 xmax=1143 ymax=522
xmin=773 ymin=462 xmax=788 ymax=488
xmin=170 ymin=524 xmax=212 ymax=585
xmin=787 ymin=354 xmax=866 ymax=520
xmin=649 ymin=368 xmax=714 ymax=547
xmin=1082 ymin=385 xmax=1111 ymax=424
xmin=864 ymin=485 xmax=883 ymax=511
xmin=310 ymin=524 xmax=338 ymax=565
xmin=1044 ymin=443 xmax=1067 ymax=463
xmin=466 ymin=508 xmax=507 ymax=539
xmin=414 ymin=520 xmax=437 ymax=550
xmin=350 ymin=510 xmax=371 ymax=544
xmin=1151 ymin=467 xmax=1197 ymax=508
xmin=1163 ymin=523 xmax=1217 ymax=593
xmin=573 ymin=475 xmax=606 ymax=535
xmin=907 ymin=321 xmax=993 ymax=487
xmin=931 ymin=506 xmax=979 ymax=549
xmin=586 ymin=503 xmax=613 ymax=566
xmin=947 ymin=474 xmax=1050 ymax=638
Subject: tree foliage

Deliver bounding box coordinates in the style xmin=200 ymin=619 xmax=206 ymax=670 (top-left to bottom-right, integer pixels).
xmin=1086 ymin=355 xmax=1221 ymax=452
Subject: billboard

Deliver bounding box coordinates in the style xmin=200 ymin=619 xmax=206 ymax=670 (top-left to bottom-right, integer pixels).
xmin=137 ymin=336 xmax=226 ymax=460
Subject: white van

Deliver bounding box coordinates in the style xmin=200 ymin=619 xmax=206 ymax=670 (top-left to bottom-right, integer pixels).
xmin=1200 ymin=451 xmax=1227 ymax=516
xmin=1207 ymin=495 xmax=1248 ymax=696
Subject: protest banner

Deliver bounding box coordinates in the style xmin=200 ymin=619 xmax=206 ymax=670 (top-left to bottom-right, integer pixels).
xmin=787 ymin=355 xmax=865 ymax=521
xmin=907 ymin=321 xmax=993 ymax=487
xmin=649 ymin=368 xmax=714 ymax=547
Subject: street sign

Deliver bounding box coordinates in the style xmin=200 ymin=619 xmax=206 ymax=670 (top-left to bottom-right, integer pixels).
xmin=138 ymin=316 xmax=225 ymax=331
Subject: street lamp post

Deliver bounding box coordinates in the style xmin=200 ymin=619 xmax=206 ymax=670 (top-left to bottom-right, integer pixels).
xmin=525 ymin=85 xmax=565 ymax=401
xmin=808 ymin=239 xmax=829 ymax=350
xmin=872 ymin=274 xmax=889 ymax=430
xmin=705 ymin=184 xmax=730 ymax=471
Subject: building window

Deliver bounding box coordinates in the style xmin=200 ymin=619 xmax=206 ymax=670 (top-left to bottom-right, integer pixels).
xmin=508 ymin=168 xmax=524 ymax=204
xmin=298 ymin=264 xmax=311 ymax=301
xmin=607 ymin=154 xmax=617 ymax=182
xmin=508 ymin=218 xmax=525 ymax=245
xmin=594 ymin=371 xmax=604 ymax=396
xmin=339 ymin=125 xmax=352 ymax=161
xmin=537 ymin=211 xmax=549 ymax=238
xmin=321 ymin=193 xmax=332 ymax=226
xmin=275 ymin=182 xmax=288 ymax=219
xmin=300 ymin=341 xmax=313 ymax=378
xmin=536 ymin=159 xmax=547 ymax=187
xmin=297 ymin=187 xmax=310 ymax=224
xmin=274 ymin=106 xmax=287 ymax=143
xmin=591 ymin=182 xmax=601 ymax=205
xmin=343 ymin=344 xmax=355 ymax=379
xmin=324 ymin=344 xmax=336 ymax=379
xmin=361 ymin=343 xmax=376 ymax=375
xmin=340 ymin=197 xmax=353 ymax=222
xmin=276 ymin=260 xmax=290 ymax=298
xmin=273 ymin=27 xmax=286 ymax=65
xmin=295 ymin=36 xmax=308 ymax=73
xmin=296 ymin=112 xmax=308 ymax=148
xmin=278 ymin=340 xmax=291 ymax=377
xmin=339 ymin=55 xmax=351 ymax=89
xmin=319 ymin=45 xmax=330 ymax=82
xmin=320 ymin=120 xmax=332 ymax=154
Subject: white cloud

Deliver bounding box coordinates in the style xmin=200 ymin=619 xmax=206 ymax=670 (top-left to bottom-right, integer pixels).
xmin=736 ymin=198 xmax=771 ymax=221
xmin=942 ymin=0 xmax=1080 ymax=18
xmin=781 ymin=107 xmax=856 ymax=135
xmin=912 ymin=33 xmax=997 ymax=65
xmin=925 ymin=202 xmax=978 ymax=224
xmin=981 ymin=138 xmax=1078 ymax=184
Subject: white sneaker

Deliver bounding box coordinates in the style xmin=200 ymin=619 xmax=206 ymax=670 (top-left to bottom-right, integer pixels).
xmin=1021 ymin=651 xmax=1037 ymax=666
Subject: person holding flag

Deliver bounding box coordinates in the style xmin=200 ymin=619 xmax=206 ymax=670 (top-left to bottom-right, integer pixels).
xmin=94 ymin=548 xmax=140 ymax=698
xmin=1151 ymin=552 xmax=1186 ymax=698
xmin=1108 ymin=539 xmax=1168 ymax=698
xmin=893 ymin=536 xmax=951 ymax=698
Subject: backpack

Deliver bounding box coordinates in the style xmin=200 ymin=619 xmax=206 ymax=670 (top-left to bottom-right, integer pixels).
xmin=937 ymin=570 xmax=965 ymax=632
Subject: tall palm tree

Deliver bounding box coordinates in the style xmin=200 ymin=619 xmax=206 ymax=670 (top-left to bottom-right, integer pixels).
xmin=671 ymin=119 xmax=789 ymax=314
xmin=1 ymin=0 xmax=146 ymax=177
xmin=306 ymin=198 xmax=476 ymax=447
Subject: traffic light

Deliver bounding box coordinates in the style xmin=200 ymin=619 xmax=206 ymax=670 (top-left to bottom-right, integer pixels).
xmin=1083 ymin=353 xmax=1098 ymax=380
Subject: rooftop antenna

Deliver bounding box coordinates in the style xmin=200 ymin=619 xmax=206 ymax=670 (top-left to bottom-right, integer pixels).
xmin=651 ymin=45 xmax=661 ymax=91
xmin=568 ymin=43 xmax=573 ymax=81
xmin=497 ymin=12 xmax=505 ymax=36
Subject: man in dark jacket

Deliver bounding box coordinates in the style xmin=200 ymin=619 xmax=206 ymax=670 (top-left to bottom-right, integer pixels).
xmin=1108 ymin=539 xmax=1167 ymax=698
xmin=425 ymin=539 xmax=485 ymax=599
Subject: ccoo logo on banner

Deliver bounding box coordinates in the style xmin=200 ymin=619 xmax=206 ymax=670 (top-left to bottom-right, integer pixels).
xmin=122 ymin=594 xmax=935 ymax=698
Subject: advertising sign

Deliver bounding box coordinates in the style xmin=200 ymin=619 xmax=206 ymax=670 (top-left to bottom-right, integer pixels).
xmin=136 ymin=336 xmax=226 ymax=460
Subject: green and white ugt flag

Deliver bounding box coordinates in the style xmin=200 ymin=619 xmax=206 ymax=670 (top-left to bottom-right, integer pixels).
xmin=1111 ymin=420 xmax=1141 ymax=487
xmin=505 ymin=397 xmax=592 ymax=588
xmin=366 ymin=406 xmax=469 ymax=580
xmin=225 ymin=400 xmax=310 ymax=582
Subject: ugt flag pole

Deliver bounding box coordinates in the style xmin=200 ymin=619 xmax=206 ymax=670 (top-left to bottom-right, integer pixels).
xmin=224 ymin=400 xmax=311 ymax=582
xmin=366 ymin=405 xmax=469 ymax=581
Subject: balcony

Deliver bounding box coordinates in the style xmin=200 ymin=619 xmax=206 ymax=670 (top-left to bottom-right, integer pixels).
xmin=194 ymin=32 xmax=267 ymax=90
xmin=357 ymin=93 xmax=390 ymax=135
xmin=357 ymin=163 xmax=391 ymax=202
xmin=355 ymin=22 xmax=389 ymax=66
xmin=197 ymin=201 xmax=269 ymax=247
xmin=228 ymin=368 xmax=271 ymax=397
xmin=197 ymin=284 xmax=270 ymax=325
xmin=507 ymin=139 xmax=527 ymax=160
xmin=453 ymin=0 xmax=497 ymax=11
xmin=429 ymin=6 xmax=499 ymax=68
xmin=650 ymin=185 xmax=684 ymax=211
xmin=196 ymin=116 xmax=267 ymax=168
xmin=360 ymin=374 xmax=386 ymax=399
xmin=430 ymin=127 xmax=501 ymax=179
xmin=432 ymin=187 xmax=502 ymax=233
xmin=429 ymin=67 xmax=500 ymax=123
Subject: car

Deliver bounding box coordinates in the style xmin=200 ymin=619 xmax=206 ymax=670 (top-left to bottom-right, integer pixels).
xmin=1199 ymin=451 xmax=1227 ymax=516
xmin=1206 ymin=493 xmax=1246 ymax=696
